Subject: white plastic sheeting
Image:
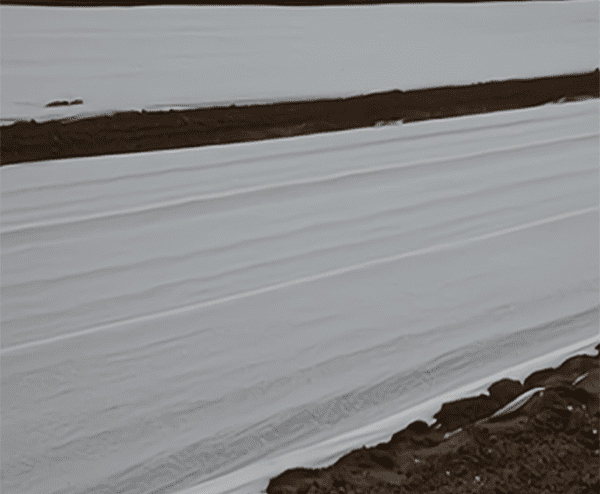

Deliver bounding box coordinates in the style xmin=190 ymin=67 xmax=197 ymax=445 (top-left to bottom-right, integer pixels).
xmin=1 ymin=1 xmax=599 ymax=123
xmin=1 ymin=101 xmax=598 ymax=494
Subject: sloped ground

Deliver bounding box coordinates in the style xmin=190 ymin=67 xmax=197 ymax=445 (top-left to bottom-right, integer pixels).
xmin=3 ymin=98 xmax=597 ymax=494
xmin=267 ymin=347 xmax=600 ymax=494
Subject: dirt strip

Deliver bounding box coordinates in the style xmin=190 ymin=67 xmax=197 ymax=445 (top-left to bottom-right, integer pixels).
xmin=0 ymin=0 xmax=561 ymax=6
xmin=1 ymin=70 xmax=598 ymax=166
xmin=267 ymin=345 xmax=600 ymax=494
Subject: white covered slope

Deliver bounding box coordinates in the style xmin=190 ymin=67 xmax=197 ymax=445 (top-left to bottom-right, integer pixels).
xmin=1 ymin=101 xmax=599 ymax=494
xmin=1 ymin=1 xmax=599 ymax=123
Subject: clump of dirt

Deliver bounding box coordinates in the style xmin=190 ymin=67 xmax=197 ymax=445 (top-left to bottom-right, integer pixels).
xmin=45 ymin=99 xmax=83 ymax=108
xmin=267 ymin=346 xmax=600 ymax=494
xmin=1 ymin=70 xmax=598 ymax=166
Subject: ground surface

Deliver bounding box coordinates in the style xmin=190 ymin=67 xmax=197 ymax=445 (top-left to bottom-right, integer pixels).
xmin=2 ymin=101 xmax=598 ymax=494
xmin=267 ymin=350 xmax=600 ymax=494
xmin=2 ymin=71 xmax=598 ymax=165
xmin=2 ymin=4 xmax=598 ymax=494
xmin=2 ymin=2 xmax=598 ymax=124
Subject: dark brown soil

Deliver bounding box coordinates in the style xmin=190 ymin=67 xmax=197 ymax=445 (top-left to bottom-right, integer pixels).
xmin=45 ymin=99 xmax=84 ymax=108
xmin=266 ymin=345 xmax=600 ymax=494
xmin=1 ymin=70 xmax=597 ymax=166
xmin=0 ymin=0 xmax=562 ymax=6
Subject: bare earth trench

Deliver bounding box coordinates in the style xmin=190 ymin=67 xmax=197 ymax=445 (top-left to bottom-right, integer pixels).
xmin=1 ymin=70 xmax=598 ymax=166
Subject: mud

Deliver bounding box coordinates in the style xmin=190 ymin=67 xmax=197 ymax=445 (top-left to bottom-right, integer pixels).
xmin=266 ymin=346 xmax=600 ymax=494
xmin=1 ymin=70 xmax=597 ymax=166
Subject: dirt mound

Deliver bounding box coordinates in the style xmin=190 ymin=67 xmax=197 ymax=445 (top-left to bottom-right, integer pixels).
xmin=267 ymin=348 xmax=600 ymax=494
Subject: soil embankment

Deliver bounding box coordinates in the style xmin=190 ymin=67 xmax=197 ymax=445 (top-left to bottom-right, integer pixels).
xmin=267 ymin=346 xmax=600 ymax=494
xmin=1 ymin=70 xmax=598 ymax=166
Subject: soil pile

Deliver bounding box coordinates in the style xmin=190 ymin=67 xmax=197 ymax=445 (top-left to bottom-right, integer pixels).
xmin=1 ymin=70 xmax=597 ymax=166
xmin=267 ymin=346 xmax=600 ymax=494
